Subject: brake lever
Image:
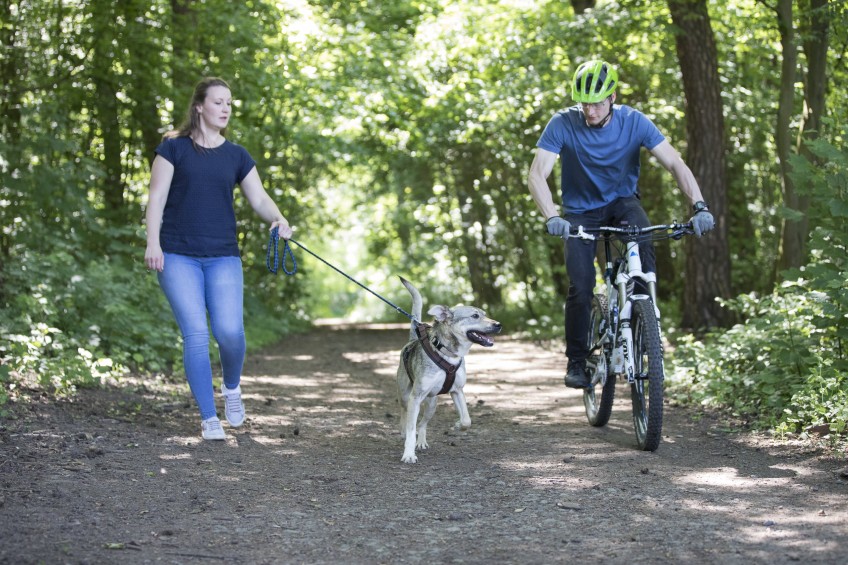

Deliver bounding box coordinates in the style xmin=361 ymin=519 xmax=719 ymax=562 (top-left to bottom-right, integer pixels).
xmin=569 ymin=225 xmax=595 ymax=240
xmin=670 ymin=221 xmax=695 ymax=240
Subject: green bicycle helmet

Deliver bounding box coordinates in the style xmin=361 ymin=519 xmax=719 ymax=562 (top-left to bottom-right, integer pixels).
xmin=571 ymin=60 xmax=618 ymax=104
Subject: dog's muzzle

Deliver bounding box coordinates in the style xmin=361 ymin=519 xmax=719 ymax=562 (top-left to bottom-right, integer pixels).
xmin=467 ymin=324 xmax=501 ymax=348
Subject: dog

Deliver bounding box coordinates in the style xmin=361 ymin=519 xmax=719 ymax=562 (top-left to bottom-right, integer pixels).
xmin=396 ymin=277 xmax=502 ymax=463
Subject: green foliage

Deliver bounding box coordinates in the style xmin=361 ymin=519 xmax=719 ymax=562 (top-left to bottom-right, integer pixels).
xmin=2 ymin=0 xmax=848 ymax=429
xmin=0 ymin=229 xmax=307 ymax=402
xmin=0 ymin=365 xmax=12 ymax=416
xmin=0 ymin=233 xmax=176 ymax=395
xmin=0 ymin=0 xmax=315 ymax=405
xmin=778 ymin=371 xmax=848 ymax=438
xmin=668 ymin=291 xmax=839 ymax=425
xmin=669 ymin=132 xmax=848 ymax=435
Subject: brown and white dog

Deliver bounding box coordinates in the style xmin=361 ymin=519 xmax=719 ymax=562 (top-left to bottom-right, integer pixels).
xmin=396 ymin=277 xmax=502 ymax=463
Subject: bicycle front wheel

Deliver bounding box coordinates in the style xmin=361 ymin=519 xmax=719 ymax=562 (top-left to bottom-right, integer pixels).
xmin=629 ymin=299 xmax=664 ymax=451
xmin=583 ymin=294 xmax=615 ymax=426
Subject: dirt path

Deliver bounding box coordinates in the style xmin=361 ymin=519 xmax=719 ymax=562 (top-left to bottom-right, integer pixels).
xmin=2 ymin=324 xmax=847 ymax=564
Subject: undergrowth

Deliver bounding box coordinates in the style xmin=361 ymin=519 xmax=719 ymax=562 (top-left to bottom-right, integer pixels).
xmin=0 ymin=233 xmax=306 ymax=411
xmin=669 ymin=133 xmax=848 ymax=441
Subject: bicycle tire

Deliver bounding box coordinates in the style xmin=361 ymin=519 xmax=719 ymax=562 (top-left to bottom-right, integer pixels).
xmin=583 ymin=294 xmax=615 ymax=426
xmin=629 ymin=299 xmax=664 ymax=451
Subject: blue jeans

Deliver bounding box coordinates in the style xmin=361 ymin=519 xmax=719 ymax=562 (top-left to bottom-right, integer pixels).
xmin=563 ymin=196 xmax=655 ymax=363
xmin=158 ymin=253 xmax=245 ymax=420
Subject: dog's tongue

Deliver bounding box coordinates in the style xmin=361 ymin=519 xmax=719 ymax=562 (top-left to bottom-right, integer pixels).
xmin=468 ymin=331 xmax=494 ymax=347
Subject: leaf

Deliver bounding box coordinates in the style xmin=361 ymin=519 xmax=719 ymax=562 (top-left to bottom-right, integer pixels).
xmin=777 ymin=206 xmax=806 ymax=222
xmin=829 ymin=198 xmax=848 ymax=218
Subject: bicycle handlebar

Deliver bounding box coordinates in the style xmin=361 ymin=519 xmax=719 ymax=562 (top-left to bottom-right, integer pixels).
xmin=568 ymin=221 xmax=694 ymax=242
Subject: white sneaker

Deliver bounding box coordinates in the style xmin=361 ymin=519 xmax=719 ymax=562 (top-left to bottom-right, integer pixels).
xmin=221 ymin=384 xmax=246 ymax=427
xmin=201 ymin=417 xmax=226 ymax=440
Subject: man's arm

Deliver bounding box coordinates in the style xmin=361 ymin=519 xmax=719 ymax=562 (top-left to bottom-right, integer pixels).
xmin=651 ymin=139 xmax=715 ymax=236
xmin=649 ymin=140 xmax=705 ymax=205
xmin=528 ymin=148 xmax=561 ymax=219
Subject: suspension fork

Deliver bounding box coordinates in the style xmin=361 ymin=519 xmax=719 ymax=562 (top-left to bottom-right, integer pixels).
xmin=615 ymin=241 xmax=662 ymax=383
xmin=614 ymin=302 xmax=635 ymax=383
xmin=612 ymin=242 xmax=641 ymax=383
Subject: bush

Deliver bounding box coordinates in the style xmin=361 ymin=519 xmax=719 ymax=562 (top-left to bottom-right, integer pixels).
xmin=0 ymin=242 xmax=177 ymax=397
xmin=0 ymin=233 xmax=308 ymax=407
xmin=668 ymin=289 xmax=846 ymax=433
xmin=669 ymin=132 xmax=848 ymax=437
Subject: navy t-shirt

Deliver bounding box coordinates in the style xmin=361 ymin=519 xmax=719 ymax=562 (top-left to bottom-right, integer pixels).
xmin=536 ymin=104 xmax=665 ymax=214
xmin=155 ymin=137 xmax=256 ymax=257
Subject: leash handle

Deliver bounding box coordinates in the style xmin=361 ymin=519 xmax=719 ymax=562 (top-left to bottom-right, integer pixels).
xmin=266 ymin=227 xmax=297 ymax=275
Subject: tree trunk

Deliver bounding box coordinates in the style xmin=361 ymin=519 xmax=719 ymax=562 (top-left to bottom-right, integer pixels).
xmin=91 ymin=0 xmax=125 ymax=218
xmin=570 ymin=0 xmax=596 ymax=13
xmin=799 ymin=0 xmax=828 ymax=141
xmin=0 ymin=0 xmax=21 ymax=268
xmin=170 ymin=0 xmax=202 ymax=125
xmin=667 ymin=0 xmax=733 ymax=330
xmin=124 ymin=0 xmax=167 ymax=163
xmin=795 ymin=0 xmax=829 ymax=250
xmin=777 ymin=0 xmax=829 ymax=273
xmin=774 ymin=0 xmax=800 ymax=277
xmin=0 ymin=0 xmax=22 ymax=170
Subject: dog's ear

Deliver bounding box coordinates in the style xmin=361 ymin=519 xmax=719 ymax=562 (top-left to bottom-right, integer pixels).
xmin=427 ymin=305 xmax=453 ymax=323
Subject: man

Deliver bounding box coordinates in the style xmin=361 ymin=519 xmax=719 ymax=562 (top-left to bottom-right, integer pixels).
xmin=527 ymin=60 xmax=715 ymax=389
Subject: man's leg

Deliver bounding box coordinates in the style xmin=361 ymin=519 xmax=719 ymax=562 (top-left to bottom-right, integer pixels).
xmin=563 ymin=211 xmax=600 ymax=388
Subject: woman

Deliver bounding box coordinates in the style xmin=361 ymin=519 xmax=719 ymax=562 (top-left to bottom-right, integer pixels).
xmin=145 ymin=77 xmax=293 ymax=440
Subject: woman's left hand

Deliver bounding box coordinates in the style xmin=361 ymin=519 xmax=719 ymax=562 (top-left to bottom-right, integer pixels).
xmin=271 ymin=219 xmax=293 ymax=240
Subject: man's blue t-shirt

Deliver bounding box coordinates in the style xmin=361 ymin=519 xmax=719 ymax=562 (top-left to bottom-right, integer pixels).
xmin=155 ymin=137 xmax=256 ymax=257
xmin=536 ymin=104 xmax=665 ymax=214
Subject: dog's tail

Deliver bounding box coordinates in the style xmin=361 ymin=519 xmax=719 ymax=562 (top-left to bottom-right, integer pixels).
xmin=399 ymin=277 xmax=423 ymax=338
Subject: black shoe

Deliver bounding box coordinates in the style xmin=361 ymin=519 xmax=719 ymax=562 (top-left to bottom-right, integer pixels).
xmin=564 ymin=360 xmax=590 ymax=389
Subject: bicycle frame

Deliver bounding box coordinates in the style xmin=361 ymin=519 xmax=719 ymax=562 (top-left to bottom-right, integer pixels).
xmin=573 ymin=224 xmax=683 ymax=383
xmin=568 ymin=221 xmax=693 ymax=451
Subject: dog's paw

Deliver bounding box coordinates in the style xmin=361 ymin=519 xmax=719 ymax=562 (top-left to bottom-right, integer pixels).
xmin=401 ymin=452 xmax=418 ymax=464
xmin=416 ymin=438 xmax=430 ymax=451
xmin=454 ymin=420 xmax=471 ymax=430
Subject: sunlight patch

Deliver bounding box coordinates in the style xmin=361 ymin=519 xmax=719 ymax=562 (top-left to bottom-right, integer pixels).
xmin=159 ymin=453 xmax=193 ymax=461
xmin=676 ymin=468 xmax=792 ymax=488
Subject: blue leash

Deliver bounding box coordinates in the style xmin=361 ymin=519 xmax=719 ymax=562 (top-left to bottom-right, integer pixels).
xmin=266 ymin=228 xmax=416 ymax=322
xmin=265 ymin=227 xmax=298 ymax=275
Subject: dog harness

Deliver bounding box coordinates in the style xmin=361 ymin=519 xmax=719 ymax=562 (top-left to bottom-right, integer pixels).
xmin=402 ymin=322 xmax=462 ymax=395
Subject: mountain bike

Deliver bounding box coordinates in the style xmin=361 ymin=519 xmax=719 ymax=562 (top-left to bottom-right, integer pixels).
xmin=565 ymin=221 xmax=693 ymax=451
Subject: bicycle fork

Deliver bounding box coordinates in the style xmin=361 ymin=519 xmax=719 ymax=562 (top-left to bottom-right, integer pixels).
xmin=610 ymin=241 xmax=659 ymax=385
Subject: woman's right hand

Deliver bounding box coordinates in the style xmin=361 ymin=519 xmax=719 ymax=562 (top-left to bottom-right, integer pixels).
xmin=145 ymin=244 xmax=165 ymax=272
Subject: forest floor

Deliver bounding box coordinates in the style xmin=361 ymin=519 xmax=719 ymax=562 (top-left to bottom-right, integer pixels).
xmin=1 ymin=322 xmax=847 ymax=564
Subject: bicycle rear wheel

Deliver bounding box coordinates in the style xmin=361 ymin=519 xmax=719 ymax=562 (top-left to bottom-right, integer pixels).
xmin=629 ymin=299 xmax=664 ymax=451
xmin=583 ymin=294 xmax=615 ymax=426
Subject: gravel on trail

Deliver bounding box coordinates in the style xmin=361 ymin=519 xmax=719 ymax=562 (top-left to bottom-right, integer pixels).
xmin=2 ymin=323 xmax=847 ymax=564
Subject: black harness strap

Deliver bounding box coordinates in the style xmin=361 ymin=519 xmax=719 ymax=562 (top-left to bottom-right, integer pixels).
xmin=402 ymin=323 xmax=462 ymax=395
